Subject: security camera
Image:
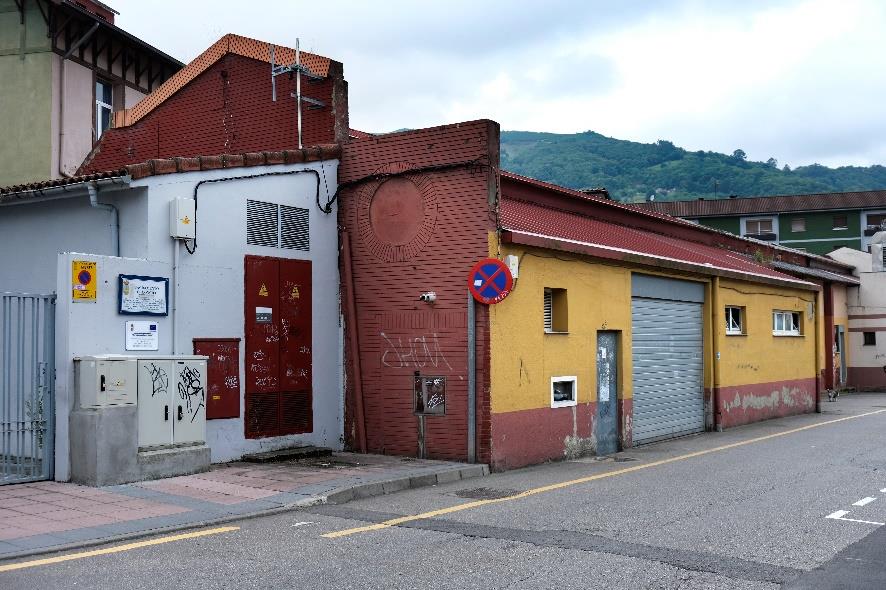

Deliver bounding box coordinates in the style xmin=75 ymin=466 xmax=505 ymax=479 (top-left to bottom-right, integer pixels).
xmin=418 ymin=292 xmax=437 ymax=303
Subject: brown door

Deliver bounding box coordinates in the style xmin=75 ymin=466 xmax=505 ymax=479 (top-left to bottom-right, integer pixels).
xmin=244 ymin=255 xmax=312 ymax=438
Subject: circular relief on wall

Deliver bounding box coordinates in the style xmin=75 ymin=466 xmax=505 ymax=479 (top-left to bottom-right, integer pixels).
xmin=358 ymin=162 xmax=438 ymax=262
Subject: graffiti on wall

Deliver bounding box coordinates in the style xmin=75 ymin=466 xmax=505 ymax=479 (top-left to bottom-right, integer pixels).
xmin=380 ymin=332 xmax=455 ymax=373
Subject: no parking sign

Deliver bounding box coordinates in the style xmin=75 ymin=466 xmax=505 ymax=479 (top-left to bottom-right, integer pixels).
xmin=468 ymin=258 xmax=513 ymax=305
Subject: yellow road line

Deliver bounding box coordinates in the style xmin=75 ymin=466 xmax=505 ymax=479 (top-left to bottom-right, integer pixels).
xmin=323 ymin=409 xmax=886 ymax=539
xmin=0 ymin=526 xmax=239 ymax=573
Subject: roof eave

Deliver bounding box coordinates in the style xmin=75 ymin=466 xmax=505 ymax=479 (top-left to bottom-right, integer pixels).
xmin=501 ymin=229 xmax=820 ymax=292
xmin=0 ymin=176 xmax=131 ymax=206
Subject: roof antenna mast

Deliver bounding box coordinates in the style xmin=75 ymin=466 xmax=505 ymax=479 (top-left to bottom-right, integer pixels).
xmin=270 ymin=38 xmax=326 ymax=150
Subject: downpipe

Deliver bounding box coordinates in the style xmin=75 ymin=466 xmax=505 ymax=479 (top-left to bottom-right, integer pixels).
xmin=87 ymin=182 xmax=119 ymax=256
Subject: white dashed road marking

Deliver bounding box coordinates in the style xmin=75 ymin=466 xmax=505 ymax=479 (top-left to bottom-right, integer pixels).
xmin=853 ymin=497 xmax=877 ymax=507
xmin=826 ymin=510 xmax=884 ymax=526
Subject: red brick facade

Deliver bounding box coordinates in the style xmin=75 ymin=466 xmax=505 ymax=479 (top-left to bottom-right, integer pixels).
xmin=338 ymin=120 xmax=500 ymax=463
xmin=79 ymin=53 xmax=347 ymax=174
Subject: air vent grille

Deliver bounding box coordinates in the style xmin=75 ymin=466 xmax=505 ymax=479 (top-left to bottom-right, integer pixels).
xmin=247 ymin=200 xmax=279 ymax=247
xmin=246 ymin=200 xmax=310 ymax=250
xmin=280 ymin=205 xmax=310 ymax=251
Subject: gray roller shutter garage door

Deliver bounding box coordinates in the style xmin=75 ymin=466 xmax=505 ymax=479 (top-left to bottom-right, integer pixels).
xmin=631 ymin=275 xmax=704 ymax=444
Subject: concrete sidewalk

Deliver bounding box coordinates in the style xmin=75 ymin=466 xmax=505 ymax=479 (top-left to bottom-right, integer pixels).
xmin=0 ymin=453 xmax=488 ymax=561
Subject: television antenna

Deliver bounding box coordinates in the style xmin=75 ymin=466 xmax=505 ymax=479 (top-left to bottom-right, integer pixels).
xmin=271 ymin=38 xmax=325 ymax=149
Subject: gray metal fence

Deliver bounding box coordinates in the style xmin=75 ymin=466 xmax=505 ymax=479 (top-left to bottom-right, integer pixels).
xmin=1 ymin=293 xmax=55 ymax=485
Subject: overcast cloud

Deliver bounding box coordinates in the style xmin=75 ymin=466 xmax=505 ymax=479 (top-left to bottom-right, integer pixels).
xmin=114 ymin=0 xmax=886 ymax=168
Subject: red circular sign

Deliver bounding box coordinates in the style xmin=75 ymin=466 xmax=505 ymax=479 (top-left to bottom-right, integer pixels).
xmin=468 ymin=258 xmax=513 ymax=305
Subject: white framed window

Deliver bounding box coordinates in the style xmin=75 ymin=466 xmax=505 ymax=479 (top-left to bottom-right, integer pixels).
xmin=772 ymin=310 xmax=801 ymax=336
xmin=543 ymin=287 xmax=568 ymax=333
xmin=551 ymin=376 xmax=577 ymax=408
xmin=725 ymin=306 xmax=744 ymax=335
xmin=790 ymin=218 xmax=806 ymax=232
xmin=832 ymin=215 xmax=848 ymax=230
xmin=746 ymin=218 xmax=774 ymax=235
xmin=95 ymin=79 xmax=113 ymax=140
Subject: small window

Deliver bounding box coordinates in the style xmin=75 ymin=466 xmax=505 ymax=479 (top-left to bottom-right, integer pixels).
xmin=543 ymin=288 xmax=568 ymax=333
xmin=863 ymin=332 xmax=876 ymax=346
xmin=746 ymin=218 xmax=773 ymax=234
xmin=791 ymin=218 xmax=806 ymax=232
xmin=832 ymin=215 xmax=848 ymax=230
xmin=725 ymin=306 xmax=744 ymax=335
xmin=95 ymin=80 xmax=113 ymax=139
xmin=773 ymin=310 xmax=801 ymax=336
xmin=551 ymin=376 xmax=577 ymax=408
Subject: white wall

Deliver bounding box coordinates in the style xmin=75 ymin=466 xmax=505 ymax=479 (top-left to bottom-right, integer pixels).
xmin=0 ymin=190 xmax=126 ymax=294
xmin=133 ymin=161 xmax=342 ymax=461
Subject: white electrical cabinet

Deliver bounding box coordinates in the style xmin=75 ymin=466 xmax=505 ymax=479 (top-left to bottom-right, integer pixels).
xmin=76 ymin=357 xmax=138 ymax=408
xmin=75 ymin=355 xmax=208 ymax=448
xmin=136 ymin=356 xmax=207 ymax=447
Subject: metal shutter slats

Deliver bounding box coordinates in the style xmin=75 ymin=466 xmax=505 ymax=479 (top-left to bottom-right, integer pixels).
xmin=280 ymin=205 xmax=310 ymax=251
xmin=246 ymin=200 xmax=279 ymax=248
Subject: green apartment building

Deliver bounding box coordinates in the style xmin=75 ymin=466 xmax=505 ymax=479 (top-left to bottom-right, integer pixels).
xmin=639 ymin=191 xmax=886 ymax=255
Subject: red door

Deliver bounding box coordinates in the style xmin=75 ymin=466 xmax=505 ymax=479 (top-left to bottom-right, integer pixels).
xmin=244 ymin=255 xmax=313 ymax=438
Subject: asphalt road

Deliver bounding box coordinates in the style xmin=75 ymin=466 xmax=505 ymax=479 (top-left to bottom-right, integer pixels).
xmin=3 ymin=393 xmax=886 ymax=590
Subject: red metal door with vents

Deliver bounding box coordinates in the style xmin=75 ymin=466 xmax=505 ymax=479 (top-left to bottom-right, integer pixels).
xmin=244 ymin=255 xmax=313 ymax=438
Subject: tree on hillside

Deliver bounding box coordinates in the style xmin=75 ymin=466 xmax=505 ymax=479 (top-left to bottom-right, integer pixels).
xmin=766 ymin=157 xmax=778 ymax=168
xmin=732 ymin=149 xmax=747 ymax=161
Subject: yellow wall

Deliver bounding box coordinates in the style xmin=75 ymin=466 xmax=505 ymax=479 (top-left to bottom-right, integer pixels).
xmin=716 ymin=278 xmax=818 ymax=387
xmin=488 ymin=245 xmax=634 ymax=414
xmin=489 ymin=238 xmax=822 ymax=417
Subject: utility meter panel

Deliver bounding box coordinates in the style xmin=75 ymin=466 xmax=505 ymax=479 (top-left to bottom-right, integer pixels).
xmin=136 ymin=356 xmax=207 ymax=448
xmin=76 ymin=357 xmax=138 ymax=408
xmin=169 ymin=198 xmax=196 ymax=239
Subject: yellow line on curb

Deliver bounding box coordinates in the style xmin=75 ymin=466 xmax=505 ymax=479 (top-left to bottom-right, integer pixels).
xmin=0 ymin=526 xmax=240 ymax=573
xmin=323 ymin=409 xmax=886 ymax=539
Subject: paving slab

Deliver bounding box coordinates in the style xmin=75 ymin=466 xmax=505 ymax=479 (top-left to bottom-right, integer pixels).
xmin=0 ymin=452 xmax=488 ymax=561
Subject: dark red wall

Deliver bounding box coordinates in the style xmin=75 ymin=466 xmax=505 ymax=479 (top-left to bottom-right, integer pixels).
xmin=338 ymin=120 xmax=499 ymax=463
xmin=79 ymin=54 xmax=347 ymax=173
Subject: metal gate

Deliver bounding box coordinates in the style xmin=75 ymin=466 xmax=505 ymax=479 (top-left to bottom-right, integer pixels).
xmin=631 ymin=275 xmax=704 ymax=445
xmin=1 ymin=293 xmax=55 ymax=485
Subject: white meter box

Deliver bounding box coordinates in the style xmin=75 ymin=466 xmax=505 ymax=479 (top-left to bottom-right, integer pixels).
xmin=169 ymin=198 xmax=196 ymax=239
xmin=76 ymin=358 xmax=137 ymax=408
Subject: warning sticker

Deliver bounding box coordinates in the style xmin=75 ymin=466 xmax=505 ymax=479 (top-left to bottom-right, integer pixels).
xmin=258 ymin=283 xmax=269 ymax=297
xmin=72 ymin=260 xmax=97 ymax=302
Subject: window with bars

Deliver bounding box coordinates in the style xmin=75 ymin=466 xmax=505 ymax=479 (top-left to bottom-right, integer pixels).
xmin=543 ymin=288 xmax=568 ymax=333
xmin=246 ymin=200 xmax=310 ymax=251
xmin=725 ymin=306 xmax=744 ymax=335
xmin=863 ymin=332 xmax=876 ymax=346
xmin=773 ymin=310 xmax=801 ymax=336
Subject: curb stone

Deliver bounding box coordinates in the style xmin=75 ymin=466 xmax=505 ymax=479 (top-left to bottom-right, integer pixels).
xmin=0 ymin=463 xmax=489 ymax=564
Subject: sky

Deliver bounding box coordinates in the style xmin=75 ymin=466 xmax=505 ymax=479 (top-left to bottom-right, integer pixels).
xmin=113 ymin=0 xmax=886 ymax=169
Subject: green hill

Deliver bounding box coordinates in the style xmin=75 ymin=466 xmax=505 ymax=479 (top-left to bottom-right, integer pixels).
xmin=500 ymin=130 xmax=886 ymax=203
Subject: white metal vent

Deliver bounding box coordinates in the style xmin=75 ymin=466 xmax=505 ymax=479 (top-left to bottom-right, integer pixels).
xmin=247 ymin=200 xmax=278 ymax=248
xmin=543 ymin=288 xmax=553 ymax=332
xmin=246 ymin=200 xmax=310 ymax=251
xmin=280 ymin=205 xmax=310 ymax=251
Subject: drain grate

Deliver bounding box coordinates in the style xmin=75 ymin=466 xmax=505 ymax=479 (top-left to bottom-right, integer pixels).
xmin=453 ymin=487 xmax=522 ymax=500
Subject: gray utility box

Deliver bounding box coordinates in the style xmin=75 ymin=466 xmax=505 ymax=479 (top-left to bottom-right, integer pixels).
xmin=71 ymin=355 xmax=210 ymax=486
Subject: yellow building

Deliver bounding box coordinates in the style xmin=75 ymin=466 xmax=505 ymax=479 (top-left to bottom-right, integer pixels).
xmin=486 ymin=173 xmax=841 ymax=470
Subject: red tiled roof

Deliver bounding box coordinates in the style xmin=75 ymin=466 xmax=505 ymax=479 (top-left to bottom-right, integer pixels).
xmin=501 ymin=197 xmax=815 ymax=287
xmin=113 ymin=34 xmax=332 ymax=128
xmin=635 ymin=190 xmax=886 ymax=217
xmin=348 ymin=129 xmax=375 ymax=140
xmin=0 ymin=145 xmax=341 ymax=202
xmin=501 ymin=171 xmax=854 ymax=271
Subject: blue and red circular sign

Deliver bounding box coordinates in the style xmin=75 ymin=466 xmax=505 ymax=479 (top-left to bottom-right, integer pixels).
xmin=468 ymin=258 xmax=513 ymax=305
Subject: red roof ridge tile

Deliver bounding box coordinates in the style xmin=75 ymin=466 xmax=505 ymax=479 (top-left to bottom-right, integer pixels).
xmin=113 ymin=33 xmax=334 ymax=129
xmin=0 ymin=145 xmax=341 ymax=199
